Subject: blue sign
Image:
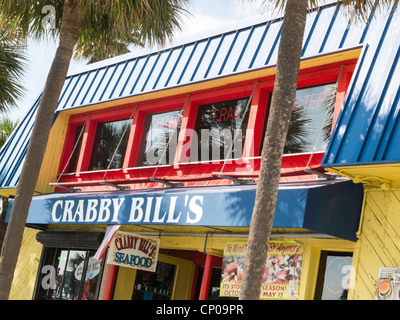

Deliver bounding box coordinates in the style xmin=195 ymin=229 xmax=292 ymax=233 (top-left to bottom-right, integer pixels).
xmin=6 ymin=181 xmax=364 ymax=241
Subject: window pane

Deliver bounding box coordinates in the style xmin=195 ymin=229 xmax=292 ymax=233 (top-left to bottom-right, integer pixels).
xmin=80 ymin=254 xmax=102 ymax=300
xmin=59 ymin=250 xmax=87 ymax=300
xmin=284 ymin=84 xmax=336 ymax=154
xmin=132 ymin=261 xmax=176 ymax=300
xmin=315 ymin=252 xmax=353 ymax=300
xmin=139 ymin=110 xmax=182 ymax=166
xmin=35 ymin=248 xmax=103 ymax=300
xmin=193 ymin=97 xmax=250 ymax=162
xmin=89 ymin=119 xmax=131 ymax=171
xmin=67 ymin=125 xmax=84 ymax=173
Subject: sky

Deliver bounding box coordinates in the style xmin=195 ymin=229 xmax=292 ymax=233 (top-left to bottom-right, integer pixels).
xmin=6 ymin=0 xmax=272 ymax=122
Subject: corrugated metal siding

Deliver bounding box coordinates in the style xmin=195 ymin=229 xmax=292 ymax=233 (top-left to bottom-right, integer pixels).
xmin=0 ymin=2 xmax=393 ymax=189
xmin=323 ymin=4 xmax=400 ymax=166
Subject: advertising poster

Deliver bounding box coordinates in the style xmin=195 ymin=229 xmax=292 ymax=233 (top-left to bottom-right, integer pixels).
xmin=220 ymin=241 xmax=303 ymax=299
xmin=107 ymin=231 xmax=160 ymax=272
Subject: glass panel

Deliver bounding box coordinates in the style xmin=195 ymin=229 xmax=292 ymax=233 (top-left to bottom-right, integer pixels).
xmin=139 ymin=110 xmax=182 ymax=166
xmin=80 ymin=254 xmax=102 ymax=300
xmin=58 ymin=250 xmax=87 ymax=300
xmin=89 ymin=118 xmax=131 ymax=171
xmin=315 ymin=252 xmax=353 ymax=300
xmin=284 ymin=83 xmax=337 ymax=154
xmin=35 ymin=248 xmax=103 ymax=300
xmin=67 ymin=125 xmax=84 ymax=173
xmin=193 ymin=97 xmax=250 ymax=162
xmin=132 ymin=262 xmax=176 ymax=300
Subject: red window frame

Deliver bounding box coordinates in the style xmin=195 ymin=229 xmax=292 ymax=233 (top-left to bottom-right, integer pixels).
xmin=58 ymin=59 xmax=356 ymax=181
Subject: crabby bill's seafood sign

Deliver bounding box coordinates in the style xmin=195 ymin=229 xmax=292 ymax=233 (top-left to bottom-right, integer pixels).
xmin=220 ymin=241 xmax=303 ymax=299
xmin=107 ymin=231 xmax=160 ymax=273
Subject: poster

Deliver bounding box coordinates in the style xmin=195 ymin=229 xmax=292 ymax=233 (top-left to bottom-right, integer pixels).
xmin=220 ymin=241 xmax=303 ymax=300
xmin=107 ymin=231 xmax=160 ymax=272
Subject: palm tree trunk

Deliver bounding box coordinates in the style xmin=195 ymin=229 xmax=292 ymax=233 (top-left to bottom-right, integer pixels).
xmin=239 ymin=0 xmax=308 ymax=300
xmin=0 ymin=0 xmax=82 ymax=300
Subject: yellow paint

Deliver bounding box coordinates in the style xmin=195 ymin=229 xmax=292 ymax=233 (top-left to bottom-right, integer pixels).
xmin=113 ymin=253 xmax=195 ymax=300
xmin=10 ymin=222 xmax=358 ymax=300
xmin=113 ymin=265 xmax=137 ymax=300
xmin=292 ymin=238 xmax=355 ymax=300
xmin=328 ymin=163 xmax=400 ymax=189
xmin=9 ymin=228 xmax=42 ymax=300
xmin=348 ymin=189 xmax=400 ymax=300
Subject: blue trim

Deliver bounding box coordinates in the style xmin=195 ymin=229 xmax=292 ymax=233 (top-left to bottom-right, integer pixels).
xmin=7 ymin=180 xmax=363 ymax=242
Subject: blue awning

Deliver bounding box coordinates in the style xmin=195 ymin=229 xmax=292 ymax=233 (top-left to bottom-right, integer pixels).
xmin=6 ymin=179 xmax=363 ymax=241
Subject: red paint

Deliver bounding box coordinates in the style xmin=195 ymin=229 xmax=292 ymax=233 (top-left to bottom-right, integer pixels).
xmin=103 ymin=264 xmax=118 ymax=300
xmin=56 ymin=60 xmax=356 ymax=192
xmin=199 ymin=254 xmax=214 ymax=300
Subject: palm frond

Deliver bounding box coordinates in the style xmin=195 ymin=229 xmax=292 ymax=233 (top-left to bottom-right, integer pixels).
xmin=0 ymin=27 xmax=26 ymax=112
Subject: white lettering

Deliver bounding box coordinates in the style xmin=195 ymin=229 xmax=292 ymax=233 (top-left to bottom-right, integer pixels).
xmin=112 ymin=198 xmax=124 ymax=223
xmin=62 ymin=200 xmax=74 ymax=222
xmin=73 ymin=200 xmax=85 ymax=222
xmin=187 ymin=196 xmax=203 ymax=224
xmin=144 ymin=197 xmax=153 ymax=223
xmin=51 ymin=200 xmax=63 ymax=223
xmin=166 ymin=196 xmax=181 ymax=223
xmin=153 ymin=197 xmax=167 ymax=223
xmin=98 ymin=199 xmax=111 ymax=222
xmin=129 ymin=198 xmax=144 ymax=222
xmin=86 ymin=199 xmax=98 ymax=222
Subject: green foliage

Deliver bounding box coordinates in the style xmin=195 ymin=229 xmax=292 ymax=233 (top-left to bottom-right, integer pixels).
xmin=0 ymin=117 xmax=19 ymax=148
xmin=0 ymin=0 xmax=189 ymax=46
xmin=0 ymin=28 xmax=25 ymax=112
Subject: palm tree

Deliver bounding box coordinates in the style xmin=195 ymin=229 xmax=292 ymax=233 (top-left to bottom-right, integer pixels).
xmin=0 ymin=27 xmax=25 ymax=112
xmin=239 ymin=0 xmax=399 ymax=300
xmin=73 ymin=28 xmax=143 ymax=64
xmin=0 ymin=0 xmax=189 ymax=300
xmin=0 ymin=117 xmax=19 ymax=148
xmin=0 ymin=117 xmax=20 ymax=252
xmin=0 ymin=28 xmax=25 ymax=263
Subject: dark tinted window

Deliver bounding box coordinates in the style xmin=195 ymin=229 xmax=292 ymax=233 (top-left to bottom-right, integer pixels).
xmin=89 ymin=119 xmax=131 ymax=171
xmin=284 ymin=83 xmax=336 ymax=154
xmin=193 ymin=97 xmax=250 ymax=162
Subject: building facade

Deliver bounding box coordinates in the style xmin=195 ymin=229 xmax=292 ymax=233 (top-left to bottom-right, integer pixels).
xmin=1 ymin=2 xmax=398 ymax=300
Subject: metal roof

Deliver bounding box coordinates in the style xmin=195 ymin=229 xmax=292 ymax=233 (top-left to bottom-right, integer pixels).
xmin=322 ymin=4 xmax=400 ymax=167
xmin=0 ymin=2 xmax=396 ymax=189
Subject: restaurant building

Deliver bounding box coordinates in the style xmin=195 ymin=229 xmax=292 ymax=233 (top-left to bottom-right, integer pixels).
xmin=2 ymin=1 xmax=398 ymax=300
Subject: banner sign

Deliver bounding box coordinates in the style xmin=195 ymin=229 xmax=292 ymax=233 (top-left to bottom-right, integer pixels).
xmin=220 ymin=241 xmax=303 ymax=300
xmin=107 ymin=231 xmax=160 ymax=272
xmin=6 ymin=181 xmax=363 ymax=242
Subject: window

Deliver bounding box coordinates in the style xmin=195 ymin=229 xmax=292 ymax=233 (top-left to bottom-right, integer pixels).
xmin=35 ymin=248 xmax=103 ymax=300
xmin=67 ymin=125 xmax=84 ymax=173
xmin=131 ymin=261 xmax=176 ymax=300
xmin=88 ymin=118 xmax=131 ymax=171
xmin=192 ymin=97 xmax=250 ymax=162
xmin=284 ymin=83 xmax=337 ymax=154
xmin=314 ymin=251 xmax=353 ymax=300
xmin=137 ymin=110 xmax=182 ymax=166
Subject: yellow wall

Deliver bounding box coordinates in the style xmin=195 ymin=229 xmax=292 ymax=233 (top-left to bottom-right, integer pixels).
xmin=9 ymin=228 xmax=42 ymax=300
xmin=348 ymin=188 xmax=400 ymax=300
xmin=10 ymin=225 xmax=357 ymax=300
xmin=111 ymin=235 xmax=355 ymax=300
xmin=113 ymin=253 xmax=195 ymax=300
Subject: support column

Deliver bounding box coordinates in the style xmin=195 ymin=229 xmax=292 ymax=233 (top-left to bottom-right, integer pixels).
xmin=199 ymin=254 xmax=214 ymax=300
